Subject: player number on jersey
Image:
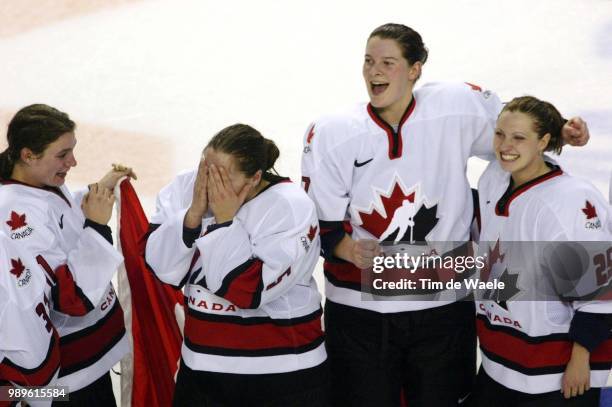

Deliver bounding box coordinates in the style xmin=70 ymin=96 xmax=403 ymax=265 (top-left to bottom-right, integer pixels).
xmin=594 ymin=247 xmax=612 ymax=287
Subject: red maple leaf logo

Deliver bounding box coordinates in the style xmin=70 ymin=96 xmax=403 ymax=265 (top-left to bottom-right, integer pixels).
xmin=481 ymin=239 xmax=505 ymax=283
xmin=307 ymin=225 xmax=318 ymax=241
xmin=582 ymin=201 xmax=597 ymax=220
xmin=6 ymin=211 xmax=27 ymax=230
xmin=10 ymin=258 xmax=25 ymax=279
xmin=358 ymin=182 xmax=415 ymax=238
xmin=306 ymin=124 xmax=315 ymax=144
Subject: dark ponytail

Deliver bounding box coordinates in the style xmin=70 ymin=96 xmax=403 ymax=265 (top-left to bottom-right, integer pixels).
xmin=207 ymin=124 xmax=280 ymax=178
xmin=1 ymin=104 xmax=75 ymax=180
xmin=262 ymin=138 xmax=280 ymax=175
xmin=0 ymin=149 xmax=16 ymax=180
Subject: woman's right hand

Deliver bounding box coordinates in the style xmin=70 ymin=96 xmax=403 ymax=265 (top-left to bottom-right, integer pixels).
xmin=184 ymin=157 xmax=208 ymax=229
xmin=81 ymin=183 xmax=115 ymax=225
xmin=334 ymin=235 xmax=382 ymax=269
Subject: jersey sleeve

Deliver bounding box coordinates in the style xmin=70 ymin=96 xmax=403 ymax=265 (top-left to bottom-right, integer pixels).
xmin=459 ymin=84 xmax=502 ymax=160
xmin=537 ymin=185 xmax=612 ymax=350
xmin=536 ymin=187 xmax=612 ymax=298
xmin=145 ymin=171 xmax=206 ymax=287
xmin=193 ymin=194 xmax=320 ymax=310
xmin=0 ymin=297 xmax=59 ymax=386
xmin=0 ymin=201 xmax=123 ymax=316
xmin=0 ymin=242 xmax=59 ymax=386
xmin=301 ymin=119 xmax=357 ymax=260
xmin=301 ymin=121 xmax=355 ymax=221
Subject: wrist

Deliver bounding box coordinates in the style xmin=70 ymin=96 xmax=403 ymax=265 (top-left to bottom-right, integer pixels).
xmin=185 ymin=207 xmax=205 ymax=228
xmin=214 ymin=214 xmax=233 ymax=224
xmin=570 ymin=342 xmax=590 ymax=362
xmin=334 ymin=235 xmax=355 ymax=263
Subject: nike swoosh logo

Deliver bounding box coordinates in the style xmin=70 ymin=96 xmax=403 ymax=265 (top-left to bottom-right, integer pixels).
xmin=354 ymin=158 xmax=373 ymax=167
xmin=58 ymin=214 xmax=64 ymax=229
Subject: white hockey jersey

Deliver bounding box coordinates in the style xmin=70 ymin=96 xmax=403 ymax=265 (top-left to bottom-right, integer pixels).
xmin=301 ymin=81 xmax=501 ymax=312
xmin=0 ymin=180 xmax=128 ymax=392
xmin=476 ymin=161 xmax=612 ymax=394
xmin=0 ymin=232 xmax=59 ymax=389
xmin=146 ymin=171 xmax=326 ymax=374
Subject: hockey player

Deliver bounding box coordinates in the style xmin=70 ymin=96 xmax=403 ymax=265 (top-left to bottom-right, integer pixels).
xmin=0 ymin=104 xmax=132 ymax=406
xmin=301 ymin=23 xmax=591 ymax=406
xmin=146 ymin=124 xmax=328 ymax=406
xmin=472 ymin=96 xmax=612 ymax=406
xmin=0 ymin=231 xmax=60 ymax=407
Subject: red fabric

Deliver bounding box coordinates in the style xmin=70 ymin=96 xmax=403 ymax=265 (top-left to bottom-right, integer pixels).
xmin=0 ymin=334 xmax=59 ymax=387
xmin=119 ymin=180 xmax=184 ymax=407
xmin=477 ymin=317 xmax=612 ymax=368
xmin=221 ymin=260 xmax=263 ymax=309
xmin=53 ymin=265 xmax=91 ymax=316
xmin=35 ymin=256 xmax=91 ymax=316
xmin=59 ymin=301 xmax=125 ymax=368
xmin=185 ymin=312 xmax=323 ymax=351
xmin=324 ymin=261 xmax=362 ymax=285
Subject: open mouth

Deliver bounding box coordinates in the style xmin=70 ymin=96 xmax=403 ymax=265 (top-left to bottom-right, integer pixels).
xmin=499 ymin=153 xmax=519 ymax=162
xmin=56 ymin=172 xmax=67 ymax=179
xmin=370 ymin=81 xmax=389 ymax=95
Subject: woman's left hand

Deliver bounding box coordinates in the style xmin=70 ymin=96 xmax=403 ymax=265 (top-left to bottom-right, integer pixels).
xmin=561 ymin=117 xmax=590 ymax=147
xmin=97 ymin=163 xmax=137 ymax=191
xmin=207 ymin=164 xmax=253 ymax=224
xmin=561 ymin=342 xmax=591 ymax=399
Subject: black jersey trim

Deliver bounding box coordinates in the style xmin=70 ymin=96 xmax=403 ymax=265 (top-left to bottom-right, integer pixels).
xmin=495 ymin=165 xmax=563 ymax=217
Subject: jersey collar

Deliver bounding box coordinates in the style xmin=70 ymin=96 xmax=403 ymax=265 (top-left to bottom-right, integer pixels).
xmin=495 ymin=164 xmax=563 ymax=217
xmin=366 ymin=95 xmax=416 ymax=160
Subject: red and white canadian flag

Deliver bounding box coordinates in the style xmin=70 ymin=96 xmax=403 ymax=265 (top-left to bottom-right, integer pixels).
xmin=116 ymin=180 xmax=184 ymax=407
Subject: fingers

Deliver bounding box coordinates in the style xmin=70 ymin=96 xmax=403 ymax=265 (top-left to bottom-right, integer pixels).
xmin=353 ymin=239 xmax=382 ymax=268
xmin=208 ymin=164 xmax=220 ymax=198
xmin=210 ymin=164 xmax=225 ymax=191
xmin=104 ymin=187 xmax=115 ymax=202
xmin=564 ymin=117 xmax=590 ymax=146
xmin=571 ymin=385 xmax=578 ymax=398
xmin=112 ymin=163 xmax=137 ymax=179
xmin=563 ymin=383 xmax=572 ymax=399
xmin=81 ymin=192 xmax=89 ymax=209
xmin=567 ymin=117 xmax=584 ymax=130
xmin=562 ymin=380 xmax=589 ymax=399
xmin=357 ymin=240 xmax=381 ymax=257
xmin=218 ymin=166 xmax=231 ymax=189
xmin=196 ymin=158 xmax=208 ymax=179
xmin=238 ymin=181 xmax=253 ymax=205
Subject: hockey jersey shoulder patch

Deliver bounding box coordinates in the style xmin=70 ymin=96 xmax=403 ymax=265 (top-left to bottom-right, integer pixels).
xmin=582 ymin=200 xmax=602 ymax=230
xmin=5 ymin=211 xmax=35 ymax=240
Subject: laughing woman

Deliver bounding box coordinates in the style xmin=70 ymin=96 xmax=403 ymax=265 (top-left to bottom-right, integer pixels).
xmin=300 ymin=22 xmax=591 ymax=407
xmin=145 ymin=124 xmax=328 ymax=406
xmin=473 ymin=96 xmax=612 ymax=407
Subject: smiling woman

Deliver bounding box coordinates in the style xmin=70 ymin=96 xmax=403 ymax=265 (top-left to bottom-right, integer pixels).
xmin=299 ymin=22 xmax=593 ymax=407
xmin=0 ymin=104 xmax=135 ymax=407
xmin=493 ymin=96 xmax=565 ymax=187
xmin=473 ymin=95 xmax=612 ymax=406
xmin=0 ymin=104 xmax=77 ymax=184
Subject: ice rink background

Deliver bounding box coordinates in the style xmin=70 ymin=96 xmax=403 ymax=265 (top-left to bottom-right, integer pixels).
xmin=1 ymin=0 xmax=611 ymax=404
